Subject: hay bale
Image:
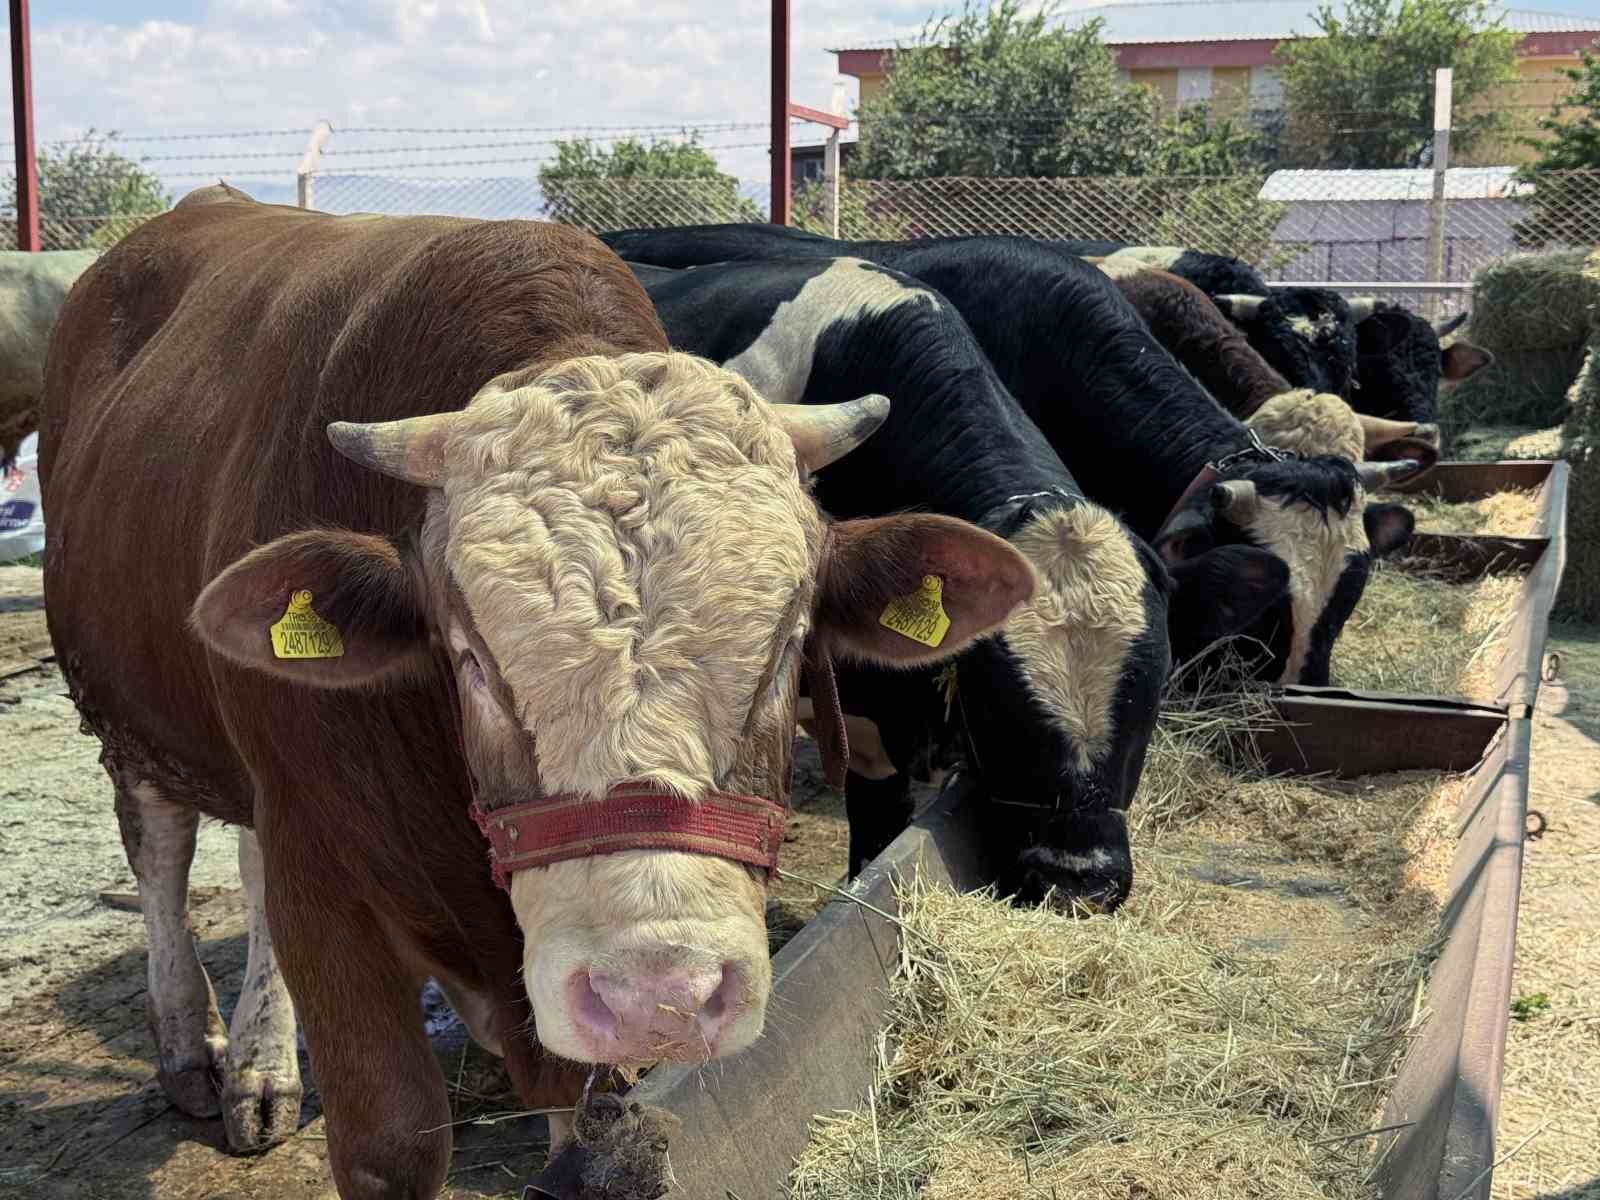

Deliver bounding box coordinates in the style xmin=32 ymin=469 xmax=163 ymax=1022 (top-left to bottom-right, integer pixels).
xmin=1467 ymin=249 xmax=1600 ymax=352
xmin=1441 ymin=343 xmax=1588 ymax=433
xmin=1558 ymin=335 xmax=1600 ymax=621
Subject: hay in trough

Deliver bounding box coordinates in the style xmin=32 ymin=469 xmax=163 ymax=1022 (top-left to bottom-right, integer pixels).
xmin=1331 ymin=561 xmax=1524 ymax=698
xmin=787 ymin=685 xmax=1455 ymax=1200
xmin=1466 ymin=249 xmax=1600 ymax=353
xmin=1409 ymin=488 xmax=1539 ymax=536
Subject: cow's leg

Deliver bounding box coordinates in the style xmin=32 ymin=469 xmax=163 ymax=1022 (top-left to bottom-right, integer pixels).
xmin=221 ymin=827 xmax=303 ymax=1152
xmin=266 ymin=843 xmax=450 ymax=1199
xmin=115 ymin=779 xmax=227 ymax=1118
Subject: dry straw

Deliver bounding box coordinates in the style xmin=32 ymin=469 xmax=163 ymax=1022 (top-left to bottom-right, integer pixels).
xmin=1332 ymin=560 xmax=1525 ymax=699
xmin=787 ymin=664 xmax=1454 ymax=1200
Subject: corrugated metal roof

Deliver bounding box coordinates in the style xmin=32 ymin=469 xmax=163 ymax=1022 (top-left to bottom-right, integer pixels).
xmin=1259 ymin=166 xmax=1535 ymax=201
xmin=828 ymin=2 xmax=1599 ymax=51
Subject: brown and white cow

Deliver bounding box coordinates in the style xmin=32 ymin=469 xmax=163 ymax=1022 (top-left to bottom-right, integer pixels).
xmin=39 ymin=184 xmax=1033 ymax=1197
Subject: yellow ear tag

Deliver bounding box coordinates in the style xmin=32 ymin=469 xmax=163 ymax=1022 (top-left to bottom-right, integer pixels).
xmin=269 ymin=589 xmax=345 ymax=660
xmin=879 ymin=574 xmax=951 ymax=648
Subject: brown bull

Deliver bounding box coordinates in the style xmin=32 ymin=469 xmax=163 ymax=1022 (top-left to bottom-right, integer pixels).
xmin=39 ymin=184 xmax=1034 ymax=1198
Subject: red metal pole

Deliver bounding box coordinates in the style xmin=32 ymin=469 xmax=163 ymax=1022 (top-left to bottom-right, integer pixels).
xmin=770 ymin=0 xmax=791 ymax=226
xmin=9 ymin=0 xmax=39 ymax=251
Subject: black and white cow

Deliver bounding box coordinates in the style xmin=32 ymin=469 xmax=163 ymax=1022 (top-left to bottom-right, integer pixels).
xmin=633 ymin=255 xmax=1198 ymax=910
xmin=604 ymin=226 xmax=1417 ymax=687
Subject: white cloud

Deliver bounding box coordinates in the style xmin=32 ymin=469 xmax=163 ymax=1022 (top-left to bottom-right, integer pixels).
xmin=1 ymin=0 xmax=938 ymax=197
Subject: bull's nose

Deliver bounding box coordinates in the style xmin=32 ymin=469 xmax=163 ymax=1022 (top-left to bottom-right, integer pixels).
xmin=569 ymin=958 xmax=741 ymax=1061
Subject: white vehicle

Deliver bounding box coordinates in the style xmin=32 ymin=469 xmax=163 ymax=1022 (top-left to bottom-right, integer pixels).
xmin=0 ymin=433 xmax=44 ymax=563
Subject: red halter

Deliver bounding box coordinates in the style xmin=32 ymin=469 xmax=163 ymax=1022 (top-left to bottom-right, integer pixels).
xmin=446 ymin=639 xmax=849 ymax=892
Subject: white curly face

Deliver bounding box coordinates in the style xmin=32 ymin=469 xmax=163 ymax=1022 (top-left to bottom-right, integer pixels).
xmin=1247 ymin=488 xmax=1370 ymax=684
xmin=434 ymin=352 xmax=824 ymax=1067
xmin=442 ymin=353 xmax=822 ymax=800
xmin=1003 ymin=505 xmax=1151 ymax=771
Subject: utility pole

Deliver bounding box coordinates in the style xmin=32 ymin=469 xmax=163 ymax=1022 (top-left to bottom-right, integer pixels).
xmin=771 ymin=0 xmax=791 ymax=225
xmin=9 ymin=0 xmax=39 ymax=251
xmin=1424 ymin=67 xmax=1453 ymax=321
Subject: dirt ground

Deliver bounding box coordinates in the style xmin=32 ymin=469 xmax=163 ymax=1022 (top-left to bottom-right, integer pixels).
xmin=1490 ymin=622 xmax=1600 ymax=1200
xmin=0 ymin=561 xmax=850 ymax=1199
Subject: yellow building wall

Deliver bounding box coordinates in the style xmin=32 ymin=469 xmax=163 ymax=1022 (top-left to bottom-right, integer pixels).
xmin=1457 ymin=56 xmax=1583 ymax=166
xmin=1128 ymin=68 xmax=1179 ymax=107
xmin=1211 ymin=66 xmax=1251 ymax=117
xmin=857 ymin=73 xmax=887 ymax=104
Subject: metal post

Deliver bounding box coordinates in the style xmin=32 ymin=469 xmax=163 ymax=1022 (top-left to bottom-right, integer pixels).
xmin=1424 ymin=68 xmax=1453 ymax=321
xmin=824 ymin=129 xmax=840 ymax=238
xmin=771 ymin=0 xmax=791 ymax=225
xmin=296 ymin=119 xmax=333 ymax=210
xmin=9 ymin=0 xmax=39 ymax=251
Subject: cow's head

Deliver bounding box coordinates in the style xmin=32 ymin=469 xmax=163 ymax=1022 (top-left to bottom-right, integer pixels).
xmin=1153 ymin=451 xmax=1414 ymax=685
xmin=953 ymin=498 xmax=1171 ymax=913
xmin=1346 ymin=299 xmax=1493 ymax=422
xmin=1216 ymin=290 xmax=1358 ymax=400
xmin=192 ymin=352 xmax=1034 ymax=1068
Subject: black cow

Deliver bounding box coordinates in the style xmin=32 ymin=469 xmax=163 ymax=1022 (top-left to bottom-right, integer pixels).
xmin=1346 ymin=301 xmax=1494 ymax=423
xmin=605 ymin=226 xmax=1417 ymax=687
xmin=632 ymin=255 xmax=1193 ymax=910
xmin=1060 ymin=243 xmax=1492 ymax=423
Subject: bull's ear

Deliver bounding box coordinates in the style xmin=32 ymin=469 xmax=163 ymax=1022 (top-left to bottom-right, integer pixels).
xmin=817 ymin=513 xmax=1036 ymax=666
xmin=1442 ymin=341 xmax=1492 ymax=381
xmin=1364 ymin=503 xmax=1415 ymax=559
xmin=191 ymin=529 xmax=430 ymax=687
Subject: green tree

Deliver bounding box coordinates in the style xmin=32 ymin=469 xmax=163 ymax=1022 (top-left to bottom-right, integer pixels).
xmin=1150 ymin=103 xmax=1273 ymax=175
xmin=538 ymin=134 xmax=762 ymax=231
xmin=855 ymin=0 xmax=1184 ymax=179
xmin=1512 ymin=44 xmax=1600 ymax=246
xmin=3 ymin=130 xmax=169 ymax=249
xmin=1276 ymin=0 xmax=1519 ymax=169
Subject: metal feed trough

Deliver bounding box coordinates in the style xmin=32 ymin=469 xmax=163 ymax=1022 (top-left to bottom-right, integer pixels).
xmin=623 ymin=460 xmax=1569 ymax=1200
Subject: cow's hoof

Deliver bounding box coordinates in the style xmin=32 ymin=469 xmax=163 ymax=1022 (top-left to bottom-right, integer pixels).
xmin=157 ymin=1035 xmax=227 ymax=1119
xmin=222 ymin=1070 xmax=303 ymax=1153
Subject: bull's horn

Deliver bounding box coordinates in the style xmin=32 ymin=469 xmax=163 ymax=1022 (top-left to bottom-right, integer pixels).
xmin=1357 ymin=459 xmax=1423 ymax=489
xmin=1356 ymin=413 xmax=1418 ymax=453
xmin=327 ymin=412 xmax=459 ymax=487
xmin=774 ymin=395 xmax=891 ymax=474
xmin=1435 ymin=310 xmax=1469 ymax=338
xmin=1214 ymin=294 xmax=1266 ymax=321
xmin=1210 ymin=479 xmax=1259 ymax=524
xmin=1414 ymin=422 xmax=1440 ymax=447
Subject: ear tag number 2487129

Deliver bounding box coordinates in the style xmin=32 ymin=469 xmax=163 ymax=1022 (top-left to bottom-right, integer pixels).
xmin=879 ymin=575 xmax=951 ymax=649
xmin=270 ymin=590 xmax=345 ymax=660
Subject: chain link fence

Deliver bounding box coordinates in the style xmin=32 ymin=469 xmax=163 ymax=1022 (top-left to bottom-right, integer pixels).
xmin=6 ymin=169 xmax=1599 ymax=307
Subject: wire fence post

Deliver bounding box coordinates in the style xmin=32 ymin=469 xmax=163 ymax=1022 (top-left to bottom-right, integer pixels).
xmin=1425 ymin=68 xmax=1454 ymax=321
xmin=296 ymin=120 xmax=333 ymax=210
xmin=824 ymin=127 xmax=841 ymax=238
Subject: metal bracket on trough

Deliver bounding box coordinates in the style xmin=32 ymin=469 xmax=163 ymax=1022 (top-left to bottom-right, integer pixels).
xmin=622 ymin=771 xmax=992 ymax=1200
xmin=1262 ymin=688 xmax=1506 ymax=776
